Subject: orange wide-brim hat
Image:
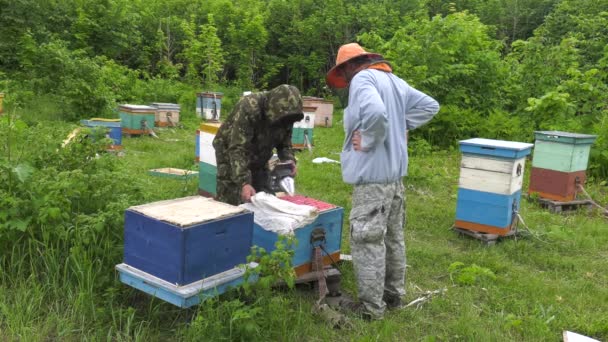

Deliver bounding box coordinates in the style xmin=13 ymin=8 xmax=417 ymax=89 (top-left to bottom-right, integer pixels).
xmin=326 ymin=43 xmax=384 ymax=89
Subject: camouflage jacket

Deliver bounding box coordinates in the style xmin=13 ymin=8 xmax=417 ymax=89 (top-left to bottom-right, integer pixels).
xmin=213 ymin=85 xmax=303 ymax=187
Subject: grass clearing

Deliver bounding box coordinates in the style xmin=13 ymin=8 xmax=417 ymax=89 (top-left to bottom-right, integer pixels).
xmin=1 ymin=111 xmax=607 ymax=341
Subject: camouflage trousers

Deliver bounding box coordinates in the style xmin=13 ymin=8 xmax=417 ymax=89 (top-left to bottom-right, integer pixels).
xmin=349 ymin=181 xmax=406 ymax=319
xmin=216 ymin=160 xmax=270 ymax=206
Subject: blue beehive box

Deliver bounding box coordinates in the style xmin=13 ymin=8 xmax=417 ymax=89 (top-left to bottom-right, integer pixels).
xmin=116 ymin=262 xmax=259 ymax=308
xmin=251 ymin=195 xmax=343 ymax=276
xmin=455 ymin=138 xmax=534 ymax=235
xmin=80 ymin=118 xmax=122 ymax=149
xmin=123 ymin=196 xmax=253 ymax=285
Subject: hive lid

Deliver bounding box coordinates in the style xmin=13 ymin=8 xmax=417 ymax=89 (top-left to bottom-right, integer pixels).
xmin=128 ymin=196 xmax=245 ymax=227
xmin=459 ymin=138 xmax=534 ymax=159
xmin=119 ymin=104 xmax=157 ymax=112
xmin=150 ymin=102 xmax=181 ymax=110
xmin=197 ymin=91 xmax=224 ymax=98
xmin=534 ymin=131 xmax=597 ymax=145
xmin=80 ymin=119 xmax=121 ymax=128
xmin=460 ymin=138 xmax=534 ymax=151
xmin=200 ymin=122 xmax=222 ymax=134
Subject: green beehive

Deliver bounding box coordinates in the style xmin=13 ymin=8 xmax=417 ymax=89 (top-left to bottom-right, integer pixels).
xmin=119 ymin=104 xmax=156 ymax=135
xmin=532 ymin=131 xmax=597 ymax=173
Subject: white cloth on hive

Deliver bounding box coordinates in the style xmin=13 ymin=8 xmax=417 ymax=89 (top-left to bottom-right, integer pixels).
xmin=239 ymin=192 xmax=319 ymax=235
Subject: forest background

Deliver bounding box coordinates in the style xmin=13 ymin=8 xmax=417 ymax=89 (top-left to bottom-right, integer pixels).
xmin=1 ymin=0 xmax=608 ymax=340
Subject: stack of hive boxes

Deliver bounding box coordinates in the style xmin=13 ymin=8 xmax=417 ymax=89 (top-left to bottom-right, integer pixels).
xmin=116 ymin=196 xmax=255 ymax=308
xmin=196 ymin=122 xmax=222 ymax=197
xmin=455 ymin=138 xmax=534 ymax=236
xmin=196 ymin=92 xmax=223 ymax=120
xmin=291 ymin=107 xmax=315 ymax=149
xmin=529 ymin=131 xmax=597 ymax=202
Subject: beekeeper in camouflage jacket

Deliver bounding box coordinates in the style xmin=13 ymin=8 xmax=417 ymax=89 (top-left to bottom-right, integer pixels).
xmin=213 ymin=84 xmax=304 ymax=205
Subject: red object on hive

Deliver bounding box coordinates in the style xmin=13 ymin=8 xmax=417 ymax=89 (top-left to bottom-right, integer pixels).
xmin=280 ymin=195 xmax=336 ymax=211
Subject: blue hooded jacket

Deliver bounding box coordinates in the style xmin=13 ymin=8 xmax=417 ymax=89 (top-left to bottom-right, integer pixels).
xmin=340 ymin=68 xmax=440 ymax=185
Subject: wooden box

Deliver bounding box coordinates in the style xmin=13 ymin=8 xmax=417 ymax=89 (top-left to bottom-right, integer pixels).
xmin=198 ymin=162 xmax=217 ymax=197
xmin=123 ymin=196 xmax=253 ymax=286
xmin=116 ymin=262 xmax=258 ymax=308
xmin=251 ymin=195 xmax=343 ymax=276
xmin=529 ymin=131 xmax=596 ymax=202
xmin=532 ymin=134 xmax=595 ymax=173
xmin=80 ymin=118 xmax=122 ymax=150
xmin=119 ymin=104 xmax=156 ymax=135
xmin=151 ymin=102 xmax=180 ymax=127
xmin=303 ymin=96 xmax=334 ymax=127
xmin=292 ymin=112 xmax=315 ymax=149
xmin=197 ymin=122 xmax=221 ymax=197
xmin=455 ymin=138 xmax=533 ymax=236
xmin=196 ymin=92 xmax=223 ymax=120
xmin=529 ymin=168 xmax=586 ymax=202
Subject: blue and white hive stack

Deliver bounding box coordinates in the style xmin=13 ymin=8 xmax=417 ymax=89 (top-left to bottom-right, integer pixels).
xmin=116 ymin=196 xmax=256 ymax=308
xmin=455 ymin=138 xmax=534 ymax=236
xmin=196 ymin=92 xmax=223 ymax=120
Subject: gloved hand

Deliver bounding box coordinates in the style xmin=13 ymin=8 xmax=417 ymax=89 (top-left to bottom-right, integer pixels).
xmin=241 ymin=184 xmax=256 ymax=203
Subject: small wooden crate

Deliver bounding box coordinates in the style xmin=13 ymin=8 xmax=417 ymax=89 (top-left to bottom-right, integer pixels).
xmin=455 ymin=138 xmax=533 ymax=236
xmin=529 ymin=131 xmax=597 ymax=202
xmin=123 ymin=196 xmax=253 ymax=286
xmin=119 ymin=104 xmax=156 ymax=135
xmin=292 ymin=111 xmax=315 ymax=149
xmin=196 ymin=92 xmax=223 ymax=120
xmin=116 ymin=262 xmax=258 ymax=308
xmin=151 ymin=102 xmax=180 ymax=127
xmin=251 ymin=195 xmax=343 ymax=276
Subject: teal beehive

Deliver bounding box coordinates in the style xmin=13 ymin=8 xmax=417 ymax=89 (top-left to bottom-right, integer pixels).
xmin=531 ymin=131 xmax=597 ymax=173
xmin=119 ymin=104 xmax=156 ymax=135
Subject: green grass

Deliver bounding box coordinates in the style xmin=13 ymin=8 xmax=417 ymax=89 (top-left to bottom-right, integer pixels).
xmin=1 ymin=110 xmax=607 ymax=341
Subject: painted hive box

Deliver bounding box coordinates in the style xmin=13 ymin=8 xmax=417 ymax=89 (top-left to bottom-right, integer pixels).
xmin=119 ymin=104 xmax=156 ymax=134
xmin=80 ymin=118 xmax=122 ymax=149
xmin=251 ymin=195 xmax=343 ymax=276
xmin=455 ymin=138 xmax=534 ymax=235
xmin=151 ymin=102 xmax=180 ymax=127
xmin=529 ymin=131 xmax=597 ymax=201
xmin=303 ymin=96 xmax=334 ymax=127
xmin=196 ymin=92 xmax=223 ymax=120
xmin=197 ymin=122 xmax=221 ymax=197
xmin=292 ymin=110 xmax=315 ymax=149
xmin=123 ymin=196 xmax=253 ymax=286
xmin=116 ymin=262 xmax=258 ymax=308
